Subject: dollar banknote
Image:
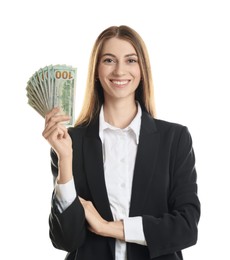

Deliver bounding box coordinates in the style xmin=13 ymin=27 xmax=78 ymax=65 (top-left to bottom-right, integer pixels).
xmin=26 ymin=64 xmax=77 ymax=125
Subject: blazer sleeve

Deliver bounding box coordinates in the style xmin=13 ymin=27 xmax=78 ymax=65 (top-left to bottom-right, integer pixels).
xmin=142 ymin=126 xmax=201 ymax=258
xmin=49 ymin=148 xmax=86 ymax=252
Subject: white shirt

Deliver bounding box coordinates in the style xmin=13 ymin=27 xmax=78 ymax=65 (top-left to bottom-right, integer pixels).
xmin=55 ymin=102 xmax=147 ymax=260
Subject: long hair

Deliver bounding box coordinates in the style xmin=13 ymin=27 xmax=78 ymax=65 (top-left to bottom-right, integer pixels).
xmin=75 ymin=25 xmax=156 ymax=126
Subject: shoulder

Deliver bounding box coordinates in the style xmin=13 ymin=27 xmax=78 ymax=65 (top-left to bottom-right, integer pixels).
xmin=143 ymin=111 xmax=188 ymax=134
xmin=154 ymin=118 xmax=187 ymax=133
xmin=154 ymin=117 xmax=193 ymax=148
xmin=143 ymin=112 xmax=192 ymax=144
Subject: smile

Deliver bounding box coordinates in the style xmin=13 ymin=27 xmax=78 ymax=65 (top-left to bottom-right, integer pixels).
xmin=110 ymin=80 xmax=129 ymax=86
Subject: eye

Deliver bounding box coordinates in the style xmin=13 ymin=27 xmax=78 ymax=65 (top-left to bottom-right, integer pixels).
xmin=103 ymin=58 xmax=115 ymax=64
xmin=127 ymin=58 xmax=138 ymax=63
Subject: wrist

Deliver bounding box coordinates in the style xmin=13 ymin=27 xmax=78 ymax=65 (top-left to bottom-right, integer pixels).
xmin=103 ymin=220 xmax=124 ymax=240
xmin=58 ymin=154 xmax=72 ymax=163
xmin=58 ymin=149 xmax=73 ymax=161
xmin=57 ymin=155 xmax=73 ymax=184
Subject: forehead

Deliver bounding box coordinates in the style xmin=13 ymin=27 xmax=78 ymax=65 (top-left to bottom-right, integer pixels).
xmin=101 ymin=37 xmax=137 ymax=55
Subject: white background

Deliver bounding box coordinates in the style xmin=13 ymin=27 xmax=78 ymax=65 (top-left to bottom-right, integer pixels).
xmin=0 ymin=0 xmax=229 ymax=259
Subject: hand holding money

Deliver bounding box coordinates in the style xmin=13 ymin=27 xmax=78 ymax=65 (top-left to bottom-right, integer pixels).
xmin=26 ymin=64 xmax=77 ymax=125
xmin=42 ymin=107 xmax=74 ymax=184
xmin=43 ymin=107 xmax=73 ymax=160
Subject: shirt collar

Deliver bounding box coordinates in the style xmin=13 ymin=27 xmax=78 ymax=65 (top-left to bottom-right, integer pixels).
xmin=99 ymin=102 xmax=142 ymax=144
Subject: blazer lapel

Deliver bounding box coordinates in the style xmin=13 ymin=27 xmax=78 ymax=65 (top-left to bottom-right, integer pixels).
xmin=83 ymin=119 xmax=115 ymax=259
xmin=129 ymin=112 xmax=160 ymax=216
xmin=83 ymin=119 xmax=113 ymax=221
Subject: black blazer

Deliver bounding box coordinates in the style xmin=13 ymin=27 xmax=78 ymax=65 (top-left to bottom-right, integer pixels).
xmin=49 ymin=111 xmax=200 ymax=260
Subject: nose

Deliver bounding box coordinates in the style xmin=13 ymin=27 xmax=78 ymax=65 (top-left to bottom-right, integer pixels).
xmin=112 ymin=62 xmax=126 ymax=76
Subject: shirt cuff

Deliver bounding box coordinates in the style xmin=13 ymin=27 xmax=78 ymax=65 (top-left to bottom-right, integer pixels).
xmin=54 ymin=178 xmax=76 ymax=212
xmin=123 ymin=217 xmax=147 ymax=246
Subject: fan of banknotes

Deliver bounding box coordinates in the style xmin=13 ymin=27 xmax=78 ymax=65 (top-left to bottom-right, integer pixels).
xmin=26 ymin=64 xmax=77 ymax=125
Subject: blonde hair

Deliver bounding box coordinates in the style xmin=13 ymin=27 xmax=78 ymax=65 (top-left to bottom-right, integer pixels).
xmin=75 ymin=25 xmax=156 ymax=126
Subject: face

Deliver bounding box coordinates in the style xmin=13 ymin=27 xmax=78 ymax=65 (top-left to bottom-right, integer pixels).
xmin=97 ymin=37 xmax=141 ymax=103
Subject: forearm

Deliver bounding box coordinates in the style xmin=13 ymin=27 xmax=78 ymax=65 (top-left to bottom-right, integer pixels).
xmin=79 ymin=198 xmax=125 ymax=240
xmin=57 ymin=154 xmax=73 ymax=184
xmin=100 ymin=220 xmax=125 ymax=241
xmin=96 ymin=217 xmax=147 ymax=245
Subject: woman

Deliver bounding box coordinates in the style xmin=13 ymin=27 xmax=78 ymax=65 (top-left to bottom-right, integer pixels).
xmin=43 ymin=25 xmax=200 ymax=260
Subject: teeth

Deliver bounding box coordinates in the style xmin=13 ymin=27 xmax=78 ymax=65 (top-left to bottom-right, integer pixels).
xmin=112 ymin=80 xmax=128 ymax=85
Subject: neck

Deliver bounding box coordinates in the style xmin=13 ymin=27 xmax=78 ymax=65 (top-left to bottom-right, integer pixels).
xmin=103 ymin=98 xmax=137 ymax=129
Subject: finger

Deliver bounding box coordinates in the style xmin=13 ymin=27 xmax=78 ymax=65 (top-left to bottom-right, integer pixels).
xmin=45 ymin=107 xmax=60 ymax=124
xmin=43 ymin=125 xmax=68 ymax=139
xmin=44 ymin=114 xmax=71 ymax=133
xmin=43 ymin=123 xmax=67 ymax=140
xmin=45 ymin=107 xmax=71 ymax=125
xmin=79 ymin=198 xmax=86 ymax=206
xmin=46 ymin=127 xmax=65 ymax=141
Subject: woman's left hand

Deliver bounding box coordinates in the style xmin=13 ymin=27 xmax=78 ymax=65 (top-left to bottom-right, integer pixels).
xmin=79 ymin=197 xmax=108 ymax=236
xmin=79 ymin=197 xmax=125 ymax=240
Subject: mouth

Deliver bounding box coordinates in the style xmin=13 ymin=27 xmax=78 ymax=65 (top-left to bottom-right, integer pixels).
xmin=110 ymin=80 xmax=130 ymax=88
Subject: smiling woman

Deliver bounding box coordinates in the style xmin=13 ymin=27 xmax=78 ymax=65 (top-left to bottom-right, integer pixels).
xmin=75 ymin=25 xmax=156 ymax=126
xmin=42 ymin=25 xmax=200 ymax=260
xmin=98 ymin=38 xmax=141 ymax=108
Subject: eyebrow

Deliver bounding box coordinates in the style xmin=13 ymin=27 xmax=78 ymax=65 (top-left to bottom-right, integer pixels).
xmin=101 ymin=53 xmax=138 ymax=58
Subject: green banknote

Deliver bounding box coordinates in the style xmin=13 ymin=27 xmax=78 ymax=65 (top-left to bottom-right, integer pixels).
xmin=26 ymin=64 xmax=77 ymax=125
